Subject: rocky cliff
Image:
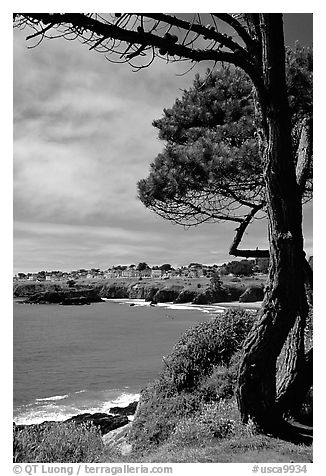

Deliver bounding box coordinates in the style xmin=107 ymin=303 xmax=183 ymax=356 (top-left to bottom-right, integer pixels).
xmin=14 ymin=278 xmax=264 ymax=305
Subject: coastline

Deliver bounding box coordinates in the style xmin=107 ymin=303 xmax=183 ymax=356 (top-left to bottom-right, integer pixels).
xmin=14 ymin=296 xmax=261 ymax=428
xmin=13 ymin=388 xmax=140 ymax=426
xmin=104 ymin=297 xmax=262 ymax=313
xmin=13 ymin=276 xmax=266 ymax=306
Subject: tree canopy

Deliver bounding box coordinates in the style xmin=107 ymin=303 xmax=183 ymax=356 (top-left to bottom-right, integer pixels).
xmin=137 ymin=45 xmax=312 ymax=257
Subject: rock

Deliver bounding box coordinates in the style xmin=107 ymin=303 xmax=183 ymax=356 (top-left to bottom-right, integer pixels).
xmin=24 ymin=289 xmax=103 ymax=305
xmin=239 ymin=286 xmax=264 ymax=302
xmin=109 ymin=401 xmax=138 ymax=416
xmin=192 ymin=292 xmax=212 ymax=304
xmin=144 ymin=287 xmax=160 ymax=302
xmin=99 ymin=283 xmax=130 ymax=299
xmin=102 ymin=422 xmax=133 ymax=455
xmin=152 ymin=285 xmax=184 ymax=303
xmin=64 ymin=412 xmax=129 ymax=435
xmin=174 ymin=289 xmax=198 ymax=304
xmin=14 ymin=412 xmax=129 ymax=437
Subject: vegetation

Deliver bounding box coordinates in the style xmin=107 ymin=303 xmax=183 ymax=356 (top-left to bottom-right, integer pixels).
xmin=138 ymin=48 xmax=312 ymax=232
xmin=14 ymin=13 xmax=313 ymax=437
xmin=219 ymin=260 xmax=255 ymax=276
xmin=13 ymin=421 xmax=103 ymax=463
xmin=129 ymin=309 xmax=256 ymax=451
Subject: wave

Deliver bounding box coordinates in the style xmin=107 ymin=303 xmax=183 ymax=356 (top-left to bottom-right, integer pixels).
xmin=102 ymin=298 xmax=260 ymax=314
xmin=104 ymin=298 xmax=225 ymax=314
xmin=36 ymin=394 xmax=69 ymax=402
xmin=14 ymin=388 xmax=140 ymax=426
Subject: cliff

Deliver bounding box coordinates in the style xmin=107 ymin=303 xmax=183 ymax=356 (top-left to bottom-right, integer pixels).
xmin=14 ymin=277 xmax=265 ymax=305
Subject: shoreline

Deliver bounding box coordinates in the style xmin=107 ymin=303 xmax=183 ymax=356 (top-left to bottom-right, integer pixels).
xmin=13 ymin=389 xmax=140 ymax=426
xmin=103 ymin=297 xmax=262 ymax=313
xmin=14 ymin=297 xmax=261 ymax=427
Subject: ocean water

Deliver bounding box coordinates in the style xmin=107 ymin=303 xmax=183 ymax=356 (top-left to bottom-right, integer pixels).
xmin=14 ymin=298 xmax=225 ymax=424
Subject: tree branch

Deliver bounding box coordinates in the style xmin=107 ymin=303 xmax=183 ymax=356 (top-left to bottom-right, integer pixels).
xmin=212 ymin=14 xmax=258 ymax=52
xmin=18 ymin=13 xmax=249 ymax=68
xmin=229 ymin=203 xmax=267 ymax=257
xmin=140 ymin=13 xmax=250 ymax=56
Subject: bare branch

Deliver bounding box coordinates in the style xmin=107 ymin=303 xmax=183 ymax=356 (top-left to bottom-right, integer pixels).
xmin=212 ymin=13 xmax=258 ymax=52
xmin=229 ymin=203 xmax=267 ymax=257
xmin=15 ymin=13 xmax=259 ymax=76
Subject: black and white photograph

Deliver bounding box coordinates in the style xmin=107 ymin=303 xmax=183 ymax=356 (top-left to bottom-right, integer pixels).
xmin=12 ymin=8 xmax=314 ymax=469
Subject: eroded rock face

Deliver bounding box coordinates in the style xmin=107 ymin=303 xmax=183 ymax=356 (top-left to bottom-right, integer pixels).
xmin=14 ymin=412 xmax=129 ymax=436
xmin=109 ymin=401 xmax=138 ymax=416
xmin=64 ymin=413 xmax=129 ymax=435
xmin=192 ymin=292 xmax=212 ymax=304
xmin=151 ymin=285 xmax=184 ymax=303
xmin=99 ymin=283 xmax=130 ymax=299
xmin=239 ymin=286 xmax=264 ymax=302
xmin=23 ymin=289 xmax=103 ymax=305
xmin=174 ymin=289 xmax=199 ymax=304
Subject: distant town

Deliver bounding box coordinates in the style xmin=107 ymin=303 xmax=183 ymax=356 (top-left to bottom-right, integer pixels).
xmin=14 ymin=258 xmax=272 ymax=282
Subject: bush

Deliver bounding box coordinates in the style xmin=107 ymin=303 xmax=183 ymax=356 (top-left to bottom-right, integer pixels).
xmin=13 ymin=421 xmax=104 ymax=463
xmin=160 ymin=308 xmax=255 ymax=392
xmin=170 ymin=399 xmax=256 ymax=446
xmin=130 ymin=383 xmax=203 ymax=449
xmin=198 ymin=352 xmax=241 ymax=401
xmin=129 ymin=309 xmax=256 ymax=450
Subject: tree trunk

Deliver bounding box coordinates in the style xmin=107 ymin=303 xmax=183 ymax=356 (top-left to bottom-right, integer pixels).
xmin=236 ymin=14 xmax=307 ymax=434
xmin=276 ymin=315 xmax=305 ymax=414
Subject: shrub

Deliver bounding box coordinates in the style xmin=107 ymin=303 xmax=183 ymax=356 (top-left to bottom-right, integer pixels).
xmin=160 ymin=308 xmax=255 ymax=392
xmin=130 ymin=383 xmax=203 ymax=449
xmin=170 ymin=399 xmax=256 ymax=446
xmin=13 ymin=421 xmax=104 ymax=463
xmin=130 ymin=309 xmax=256 ymax=449
xmin=198 ymin=352 xmax=241 ymax=402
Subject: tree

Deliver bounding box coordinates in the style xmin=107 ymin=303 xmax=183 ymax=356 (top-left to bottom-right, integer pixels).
xmin=209 ymin=270 xmax=223 ymax=292
xmin=136 ymin=262 xmax=150 ymax=271
xmin=220 ymin=259 xmax=255 ymax=276
xmin=14 ymin=13 xmax=312 ymax=436
xmin=138 ymin=49 xmax=312 ymax=238
xmin=159 ymin=263 xmax=172 ymax=271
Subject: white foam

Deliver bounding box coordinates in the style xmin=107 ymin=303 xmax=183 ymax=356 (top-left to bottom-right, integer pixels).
xmin=14 ymin=408 xmax=75 ymax=425
xmin=35 ymin=394 xmax=69 ymax=402
xmin=14 ymin=390 xmax=140 ymax=426
xmin=100 ymin=392 xmax=140 ymax=413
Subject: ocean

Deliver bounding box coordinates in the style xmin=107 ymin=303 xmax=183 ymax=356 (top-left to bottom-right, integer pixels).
xmin=13 ymin=298 xmax=227 ymax=425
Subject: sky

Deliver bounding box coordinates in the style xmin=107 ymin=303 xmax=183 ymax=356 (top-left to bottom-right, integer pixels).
xmin=13 ymin=13 xmax=313 ymax=274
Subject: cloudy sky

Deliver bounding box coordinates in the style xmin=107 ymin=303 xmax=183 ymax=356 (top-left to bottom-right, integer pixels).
xmin=13 ymin=13 xmax=313 ymax=273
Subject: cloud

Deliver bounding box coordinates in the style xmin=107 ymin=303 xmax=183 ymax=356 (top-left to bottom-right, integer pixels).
xmin=13 ymin=21 xmax=313 ymax=273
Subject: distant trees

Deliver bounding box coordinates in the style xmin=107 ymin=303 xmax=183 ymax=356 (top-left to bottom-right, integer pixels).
xmin=37 ymin=271 xmax=46 ymax=280
xmin=220 ymin=260 xmax=255 ymax=276
xmin=136 ymin=262 xmax=150 ymax=271
xmin=159 ymin=263 xmax=173 ymax=272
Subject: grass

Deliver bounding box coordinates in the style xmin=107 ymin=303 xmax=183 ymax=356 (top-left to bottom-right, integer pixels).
xmin=98 ymin=398 xmax=312 ymax=463
xmin=13 ymin=421 xmax=104 ymax=463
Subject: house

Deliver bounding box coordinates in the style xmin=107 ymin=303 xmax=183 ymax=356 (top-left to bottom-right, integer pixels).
xmin=188 ymin=263 xmax=204 ymax=278
xmin=140 ymin=268 xmax=151 ymax=278
xmin=151 ymin=269 xmax=162 ymax=279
